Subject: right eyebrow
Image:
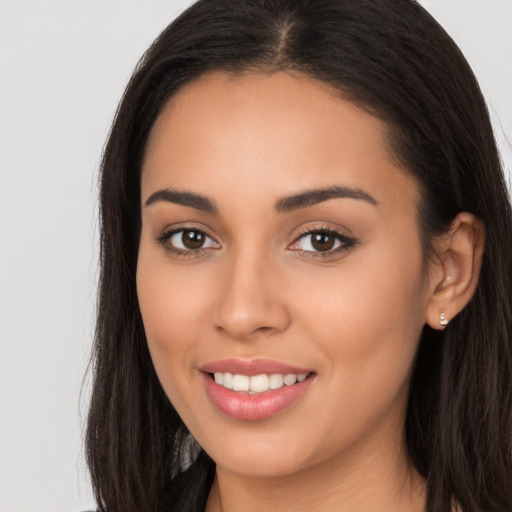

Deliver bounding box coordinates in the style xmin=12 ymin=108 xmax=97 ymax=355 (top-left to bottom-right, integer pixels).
xmin=275 ymin=185 xmax=378 ymax=212
xmin=144 ymin=188 xmax=218 ymax=214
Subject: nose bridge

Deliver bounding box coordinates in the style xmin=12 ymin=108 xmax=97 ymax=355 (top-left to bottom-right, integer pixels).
xmin=213 ymin=244 xmax=290 ymax=339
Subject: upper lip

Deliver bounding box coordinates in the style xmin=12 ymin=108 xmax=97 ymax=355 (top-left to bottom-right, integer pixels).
xmin=200 ymin=358 xmax=313 ymax=376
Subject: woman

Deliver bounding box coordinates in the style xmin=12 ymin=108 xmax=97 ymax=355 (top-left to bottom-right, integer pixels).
xmin=85 ymin=0 xmax=512 ymax=510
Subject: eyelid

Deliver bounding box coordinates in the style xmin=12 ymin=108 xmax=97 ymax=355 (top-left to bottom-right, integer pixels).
xmin=155 ymin=221 xmax=218 ymax=241
xmin=154 ymin=222 xmax=357 ymax=259
xmin=288 ymin=225 xmax=358 ymax=257
xmin=169 ymin=230 xmax=218 ymax=250
xmin=155 ymin=224 xmax=221 ymax=257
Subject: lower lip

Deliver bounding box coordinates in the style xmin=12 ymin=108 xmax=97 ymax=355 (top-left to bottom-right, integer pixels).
xmin=202 ymin=373 xmax=315 ymax=421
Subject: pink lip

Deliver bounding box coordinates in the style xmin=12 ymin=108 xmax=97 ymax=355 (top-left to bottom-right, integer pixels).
xmin=200 ymin=358 xmax=313 ymax=376
xmin=200 ymin=359 xmax=316 ymax=421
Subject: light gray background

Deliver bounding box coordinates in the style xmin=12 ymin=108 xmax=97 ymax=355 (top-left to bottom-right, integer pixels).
xmin=0 ymin=1 xmax=510 ymax=511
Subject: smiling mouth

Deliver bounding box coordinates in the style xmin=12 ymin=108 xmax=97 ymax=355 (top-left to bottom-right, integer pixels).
xmin=209 ymin=371 xmax=312 ymax=393
xmin=203 ymin=370 xmax=316 ymax=421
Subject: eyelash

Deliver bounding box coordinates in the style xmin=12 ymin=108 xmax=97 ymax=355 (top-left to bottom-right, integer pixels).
xmin=156 ymin=228 xmax=219 ymax=258
xmin=156 ymin=226 xmax=357 ymax=259
xmin=290 ymin=227 xmax=357 ymax=258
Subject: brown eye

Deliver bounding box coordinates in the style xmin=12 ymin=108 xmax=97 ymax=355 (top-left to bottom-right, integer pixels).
xmin=181 ymin=230 xmax=206 ymax=249
xmin=310 ymin=232 xmax=336 ymax=251
xmin=289 ymin=229 xmax=356 ymax=256
xmin=159 ymin=228 xmax=219 ymax=253
xmin=300 ymin=230 xmax=341 ymax=252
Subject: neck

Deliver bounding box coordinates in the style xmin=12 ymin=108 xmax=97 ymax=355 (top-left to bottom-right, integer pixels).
xmin=205 ymin=434 xmax=426 ymax=512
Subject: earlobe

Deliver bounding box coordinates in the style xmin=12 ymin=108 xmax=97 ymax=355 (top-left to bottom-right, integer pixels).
xmin=425 ymin=212 xmax=485 ymax=330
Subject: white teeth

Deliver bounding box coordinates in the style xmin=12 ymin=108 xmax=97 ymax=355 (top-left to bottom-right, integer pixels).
xmin=232 ymin=374 xmax=250 ymax=391
xmin=213 ymin=371 xmax=310 ymax=393
xmin=269 ymin=373 xmax=284 ymax=389
xmin=283 ymin=374 xmax=297 ymax=386
xmin=223 ymin=372 xmax=234 ymax=389
xmin=250 ymin=374 xmax=269 ymax=393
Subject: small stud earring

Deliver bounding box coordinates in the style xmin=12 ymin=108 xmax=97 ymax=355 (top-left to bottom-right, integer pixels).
xmin=440 ymin=312 xmax=448 ymax=326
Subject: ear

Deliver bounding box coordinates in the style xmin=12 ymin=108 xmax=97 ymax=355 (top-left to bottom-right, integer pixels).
xmin=425 ymin=212 xmax=485 ymax=330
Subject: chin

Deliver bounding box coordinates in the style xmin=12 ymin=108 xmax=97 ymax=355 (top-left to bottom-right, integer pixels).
xmin=210 ymin=447 xmax=310 ymax=478
xmin=193 ymin=420 xmax=323 ymax=478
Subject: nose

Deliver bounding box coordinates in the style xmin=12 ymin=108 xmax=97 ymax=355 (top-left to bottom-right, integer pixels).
xmin=212 ymin=250 xmax=291 ymax=340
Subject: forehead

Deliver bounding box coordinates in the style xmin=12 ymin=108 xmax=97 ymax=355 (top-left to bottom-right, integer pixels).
xmin=141 ymin=71 xmax=419 ymax=210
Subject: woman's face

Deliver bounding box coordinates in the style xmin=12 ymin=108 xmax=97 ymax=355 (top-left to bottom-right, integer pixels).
xmin=137 ymin=71 xmax=432 ymax=477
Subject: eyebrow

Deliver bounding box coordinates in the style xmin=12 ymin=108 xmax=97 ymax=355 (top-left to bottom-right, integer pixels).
xmin=144 ymin=184 xmax=377 ymax=214
xmin=144 ymin=188 xmax=218 ymax=213
xmin=275 ymin=186 xmax=377 ymax=212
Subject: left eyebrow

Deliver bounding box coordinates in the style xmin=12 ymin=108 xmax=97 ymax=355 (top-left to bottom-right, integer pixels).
xmin=144 ymin=188 xmax=218 ymax=214
xmin=275 ymin=185 xmax=378 ymax=213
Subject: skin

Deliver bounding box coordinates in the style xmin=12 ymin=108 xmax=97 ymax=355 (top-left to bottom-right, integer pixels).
xmin=136 ymin=71 xmax=484 ymax=511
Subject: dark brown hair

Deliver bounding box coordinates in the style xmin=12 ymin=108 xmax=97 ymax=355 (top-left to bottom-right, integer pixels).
xmin=86 ymin=1 xmax=512 ymax=510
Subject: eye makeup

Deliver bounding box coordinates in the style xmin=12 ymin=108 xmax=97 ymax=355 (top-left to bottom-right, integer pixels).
xmin=288 ymin=226 xmax=358 ymax=260
xmin=155 ymin=223 xmax=358 ymax=261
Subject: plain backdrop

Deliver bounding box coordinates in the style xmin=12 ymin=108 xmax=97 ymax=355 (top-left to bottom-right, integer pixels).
xmin=0 ymin=1 xmax=510 ymax=511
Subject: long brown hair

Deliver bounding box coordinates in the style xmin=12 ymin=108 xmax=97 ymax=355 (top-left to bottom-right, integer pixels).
xmin=86 ymin=1 xmax=512 ymax=510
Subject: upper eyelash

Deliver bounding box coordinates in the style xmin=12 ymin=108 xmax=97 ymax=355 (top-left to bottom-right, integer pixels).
xmin=292 ymin=227 xmax=357 ymax=257
xmin=155 ymin=226 xmax=357 ymax=258
xmin=156 ymin=229 xmax=181 ymax=245
xmin=156 ymin=228 xmax=217 ymax=257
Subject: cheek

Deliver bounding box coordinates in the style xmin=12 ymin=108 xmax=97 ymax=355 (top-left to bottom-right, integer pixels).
xmin=136 ymin=243 xmax=208 ymax=391
xmin=295 ymin=238 xmax=427 ymax=403
xmin=279 ymin=249 xmax=426 ymax=461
